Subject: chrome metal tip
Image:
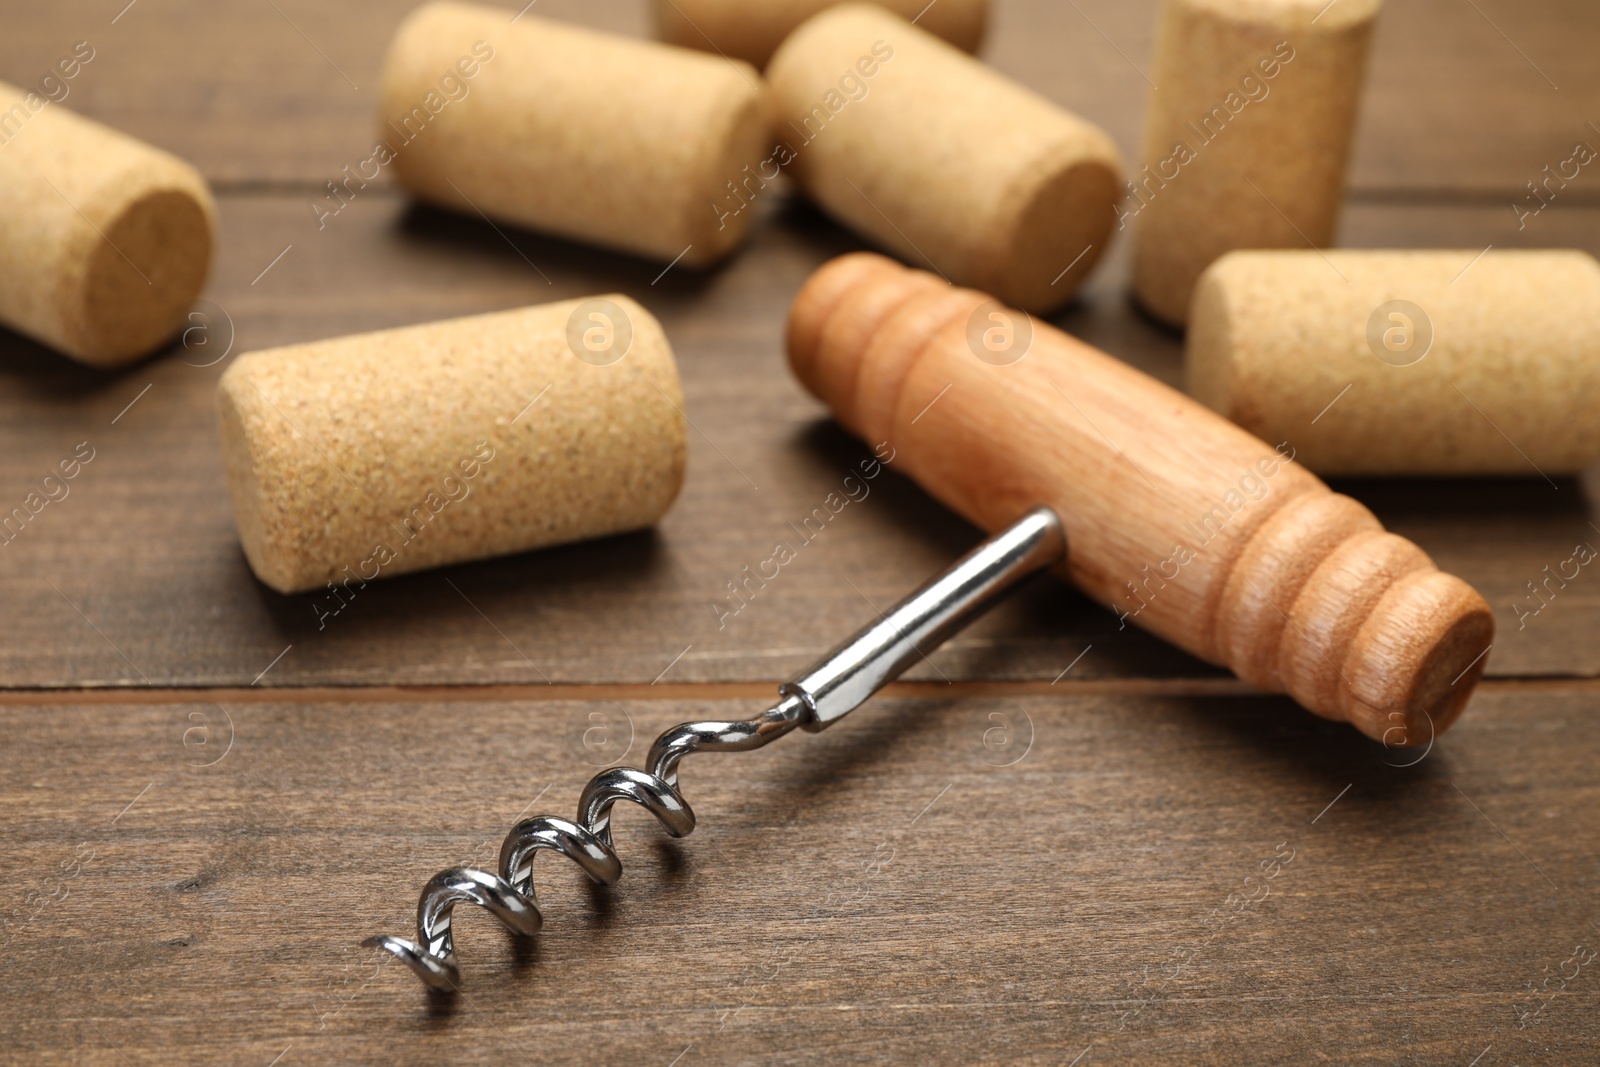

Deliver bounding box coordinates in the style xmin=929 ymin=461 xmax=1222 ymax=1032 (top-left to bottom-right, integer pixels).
xmin=363 ymin=935 xmax=460 ymax=994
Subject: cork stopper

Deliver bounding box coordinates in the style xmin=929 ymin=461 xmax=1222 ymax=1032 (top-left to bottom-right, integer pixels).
xmin=1128 ymin=0 xmax=1379 ymax=325
xmin=790 ymin=253 xmax=1494 ymax=745
xmin=0 ymin=79 xmax=215 ymax=366
xmin=1189 ymin=249 xmax=1600 ymax=475
xmin=217 ymin=297 xmax=687 ymax=595
xmin=767 ymin=5 xmax=1123 ymax=313
xmin=380 ymin=1 xmax=772 ymax=268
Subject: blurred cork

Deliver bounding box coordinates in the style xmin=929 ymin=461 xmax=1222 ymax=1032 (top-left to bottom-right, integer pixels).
xmin=1130 ymin=0 xmax=1380 ymax=326
xmin=378 ymin=1 xmax=773 ymax=268
xmin=1189 ymin=249 xmax=1600 ymax=476
xmin=654 ymin=0 xmax=986 ymax=68
xmin=216 ymin=297 xmax=687 ymax=595
xmin=0 ymin=79 xmax=215 ymax=367
xmin=766 ymin=4 xmax=1123 ymax=313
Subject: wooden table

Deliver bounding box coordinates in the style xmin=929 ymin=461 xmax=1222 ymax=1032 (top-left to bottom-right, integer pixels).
xmin=3 ymin=1 xmax=1597 ymax=1063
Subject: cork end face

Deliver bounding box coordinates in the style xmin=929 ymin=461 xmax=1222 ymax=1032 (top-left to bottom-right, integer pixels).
xmin=682 ymin=82 xmax=773 ymax=267
xmin=993 ymin=157 xmax=1121 ymax=313
xmin=1340 ymin=572 xmax=1495 ymax=747
xmin=215 ymin=361 xmax=300 ymax=596
xmin=69 ymin=186 xmax=215 ymax=367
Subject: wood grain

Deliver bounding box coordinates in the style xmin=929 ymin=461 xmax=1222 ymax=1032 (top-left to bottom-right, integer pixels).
xmin=1 ymin=691 xmax=1595 ymax=1064
xmin=789 ymin=251 xmax=1496 ymax=744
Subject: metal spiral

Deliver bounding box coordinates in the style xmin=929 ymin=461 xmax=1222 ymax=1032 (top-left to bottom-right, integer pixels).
xmin=365 ymin=693 xmax=809 ymax=992
xmin=364 ymin=508 xmax=1067 ymax=993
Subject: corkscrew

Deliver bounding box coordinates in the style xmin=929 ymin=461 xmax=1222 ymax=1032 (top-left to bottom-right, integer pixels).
xmin=366 ymin=507 xmax=1067 ymax=991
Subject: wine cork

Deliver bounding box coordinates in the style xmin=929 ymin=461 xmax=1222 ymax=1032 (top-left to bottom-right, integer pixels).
xmin=1189 ymin=249 xmax=1600 ymax=477
xmin=378 ymin=1 xmax=772 ymax=268
xmin=654 ymin=0 xmax=986 ymax=69
xmin=0 ymin=79 xmax=215 ymax=367
xmin=1129 ymin=0 xmax=1380 ymax=326
xmin=766 ymin=4 xmax=1123 ymax=313
xmin=216 ymin=298 xmax=687 ymax=595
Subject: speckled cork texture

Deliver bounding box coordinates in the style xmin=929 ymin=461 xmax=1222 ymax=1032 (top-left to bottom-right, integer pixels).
xmin=379 ymin=1 xmax=772 ymax=268
xmin=654 ymin=0 xmax=986 ymax=69
xmin=1189 ymin=249 xmax=1600 ymax=476
xmin=766 ymin=4 xmax=1123 ymax=313
xmin=216 ymin=298 xmax=688 ymax=595
xmin=1130 ymin=0 xmax=1380 ymax=326
xmin=0 ymin=79 xmax=215 ymax=367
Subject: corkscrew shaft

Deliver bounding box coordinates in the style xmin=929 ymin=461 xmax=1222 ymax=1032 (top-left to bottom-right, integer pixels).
xmin=786 ymin=506 xmax=1066 ymax=729
xmin=367 ymin=508 xmax=1065 ymax=992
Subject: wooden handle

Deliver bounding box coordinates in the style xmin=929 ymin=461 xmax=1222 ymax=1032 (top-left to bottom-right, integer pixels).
xmin=787 ymin=253 xmax=1495 ymax=744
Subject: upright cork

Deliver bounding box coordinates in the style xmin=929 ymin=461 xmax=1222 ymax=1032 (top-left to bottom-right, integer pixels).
xmin=0 ymin=79 xmax=215 ymax=367
xmin=1189 ymin=249 xmax=1600 ymax=476
xmin=789 ymin=253 xmax=1494 ymax=744
xmin=1129 ymin=0 xmax=1380 ymax=326
xmin=766 ymin=4 xmax=1123 ymax=313
xmin=654 ymin=0 xmax=987 ymax=68
xmin=216 ymin=297 xmax=686 ymax=595
xmin=379 ymin=1 xmax=772 ymax=268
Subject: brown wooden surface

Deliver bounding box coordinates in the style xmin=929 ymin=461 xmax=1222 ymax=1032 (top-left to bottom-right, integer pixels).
xmin=2 ymin=0 xmax=1598 ymax=1063
xmin=3 ymin=690 xmax=1598 ymax=1064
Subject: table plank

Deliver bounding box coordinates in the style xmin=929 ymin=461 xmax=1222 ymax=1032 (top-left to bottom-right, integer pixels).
xmin=1 ymin=688 xmax=1594 ymax=1064
xmin=2 ymin=195 xmax=1597 ymax=687
xmin=1 ymin=0 xmax=1595 ymax=193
